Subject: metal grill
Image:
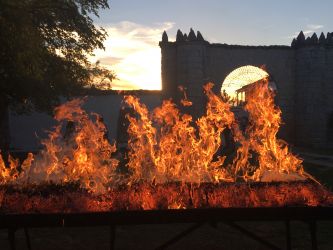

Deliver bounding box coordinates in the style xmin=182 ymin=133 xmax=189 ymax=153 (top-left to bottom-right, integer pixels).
xmin=1 ymin=207 xmax=333 ymax=250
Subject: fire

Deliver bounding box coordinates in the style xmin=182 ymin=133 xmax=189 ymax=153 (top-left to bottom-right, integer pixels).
xmin=125 ymin=80 xmax=306 ymax=184
xmin=0 ymin=152 xmax=33 ymax=184
xmin=0 ymin=154 xmax=16 ymax=183
xmin=1 ymin=99 xmax=119 ymax=193
xmin=231 ymin=79 xmax=305 ymax=181
xmin=0 ymin=79 xmax=308 ymax=196
xmin=124 ymin=82 xmax=235 ymax=184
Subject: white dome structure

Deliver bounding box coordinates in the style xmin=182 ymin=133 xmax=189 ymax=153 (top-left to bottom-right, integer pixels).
xmin=221 ymin=65 xmax=269 ymax=97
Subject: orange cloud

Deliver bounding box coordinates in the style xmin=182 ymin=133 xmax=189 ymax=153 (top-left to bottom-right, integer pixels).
xmin=91 ymin=21 xmax=174 ymax=90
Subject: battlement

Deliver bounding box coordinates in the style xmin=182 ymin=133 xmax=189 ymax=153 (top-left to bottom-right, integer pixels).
xmin=160 ymin=29 xmax=333 ymax=49
xmin=291 ymin=31 xmax=333 ymax=48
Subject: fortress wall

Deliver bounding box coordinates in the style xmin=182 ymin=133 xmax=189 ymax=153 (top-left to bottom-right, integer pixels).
xmin=9 ymin=93 xmax=162 ymax=152
xmin=160 ymin=40 xmax=296 ymax=141
xmin=161 ymin=43 xmax=177 ymax=98
xmin=325 ymin=48 xmax=333 ymax=147
xmin=206 ymin=45 xmax=296 ymax=141
xmin=295 ymin=47 xmax=326 ymax=148
xmin=295 ymin=46 xmax=333 ymax=148
xmin=160 ymin=30 xmax=333 ymax=148
xmin=160 ymin=40 xmax=209 ymax=117
xmin=175 ymin=42 xmax=208 ymax=117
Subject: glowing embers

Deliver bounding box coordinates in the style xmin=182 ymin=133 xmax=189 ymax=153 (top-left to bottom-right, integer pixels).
xmin=1 ymin=181 xmax=331 ymax=213
xmin=221 ymin=65 xmax=269 ymax=98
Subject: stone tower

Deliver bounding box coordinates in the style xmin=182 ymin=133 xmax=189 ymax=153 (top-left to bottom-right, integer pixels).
xmin=159 ymin=28 xmax=209 ymax=117
xmin=293 ymin=32 xmax=333 ymax=148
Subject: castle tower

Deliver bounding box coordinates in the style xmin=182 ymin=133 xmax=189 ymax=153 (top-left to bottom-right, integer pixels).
xmin=159 ymin=29 xmax=209 ymax=117
xmin=293 ymin=31 xmax=333 ymax=148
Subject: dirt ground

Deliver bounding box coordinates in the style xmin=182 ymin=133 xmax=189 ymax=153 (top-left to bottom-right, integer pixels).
xmin=1 ymin=221 xmax=333 ymax=250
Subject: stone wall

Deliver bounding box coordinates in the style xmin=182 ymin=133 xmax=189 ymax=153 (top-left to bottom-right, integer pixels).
xmin=9 ymin=92 xmax=161 ymax=152
xmin=160 ymin=29 xmax=333 ymax=148
xmin=325 ymin=48 xmax=333 ymax=147
xmin=294 ymin=42 xmax=333 ymax=147
xmin=206 ymin=45 xmax=296 ymax=141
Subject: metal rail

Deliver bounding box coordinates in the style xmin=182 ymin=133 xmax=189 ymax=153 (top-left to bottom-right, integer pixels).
xmin=1 ymin=207 xmax=332 ymax=250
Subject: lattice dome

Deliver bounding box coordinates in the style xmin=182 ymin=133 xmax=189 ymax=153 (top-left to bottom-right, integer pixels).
xmin=221 ymin=65 xmax=269 ymax=97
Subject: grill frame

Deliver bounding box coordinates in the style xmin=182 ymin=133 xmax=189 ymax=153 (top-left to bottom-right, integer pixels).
xmin=1 ymin=206 xmax=333 ymax=228
xmin=1 ymin=206 xmax=333 ymax=250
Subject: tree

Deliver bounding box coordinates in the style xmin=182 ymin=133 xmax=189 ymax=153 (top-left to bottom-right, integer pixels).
xmin=0 ymin=0 xmax=114 ymax=155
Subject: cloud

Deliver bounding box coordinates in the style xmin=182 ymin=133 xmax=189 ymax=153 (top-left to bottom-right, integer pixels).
xmin=307 ymin=24 xmax=324 ymax=30
xmin=98 ymin=56 xmax=123 ymax=65
xmin=90 ymin=21 xmax=174 ymax=90
xmin=287 ymin=24 xmax=324 ymax=39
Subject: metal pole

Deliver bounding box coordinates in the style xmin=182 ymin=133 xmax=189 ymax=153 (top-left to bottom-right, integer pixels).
xmin=156 ymin=223 xmax=203 ymax=250
xmin=24 ymin=227 xmax=32 ymax=250
xmin=285 ymin=220 xmax=291 ymax=250
xmin=224 ymin=222 xmax=281 ymax=250
xmin=110 ymin=225 xmax=116 ymax=250
xmin=8 ymin=228 xmax=16 ymax=250
xmin=309 ymin=221 xmax=317 ymax=250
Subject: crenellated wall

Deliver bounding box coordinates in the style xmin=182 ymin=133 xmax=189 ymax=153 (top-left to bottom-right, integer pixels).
xmin=160 ymin=29 xmax=333 ymax=148
xmin=294 ymin=32 xmax=333 ymax=148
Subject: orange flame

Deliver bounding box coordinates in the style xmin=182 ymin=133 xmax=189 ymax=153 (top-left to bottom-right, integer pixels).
xmin=126 ymin=83 xmax=239 ymax=184
xmin=125 ymin=81 xmax=306 ymax=184
xmin=231 ymin=79 xmax=305 ymax=181
xmin=1 ymin=99 xmax=119 ymax=193
xmin=0 ymin=80 xmax=308 ymax=194
xmin=34 ymin=99 xmax=119 ymax=192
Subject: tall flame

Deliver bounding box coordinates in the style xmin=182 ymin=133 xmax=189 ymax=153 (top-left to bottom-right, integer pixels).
xmin=233 ymin=79 xmax=304 ymax=181
xmin=124 ymin=82 xmax=237 ymax=184
xmin=0 ymin=80 xmax=307 ymax=193
xmin=125 ymin=80 xmax=305 ymax=184
xmin=1 ymin=99 xmax=119 ymax=193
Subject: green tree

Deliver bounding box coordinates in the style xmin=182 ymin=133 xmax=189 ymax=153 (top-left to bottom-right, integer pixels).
xmin=0 ymin=0 xmax=114 ymax=154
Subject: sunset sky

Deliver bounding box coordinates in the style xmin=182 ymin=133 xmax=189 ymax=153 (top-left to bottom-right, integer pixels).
xmin=91 ymin=0 xmax=333 ymax=90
